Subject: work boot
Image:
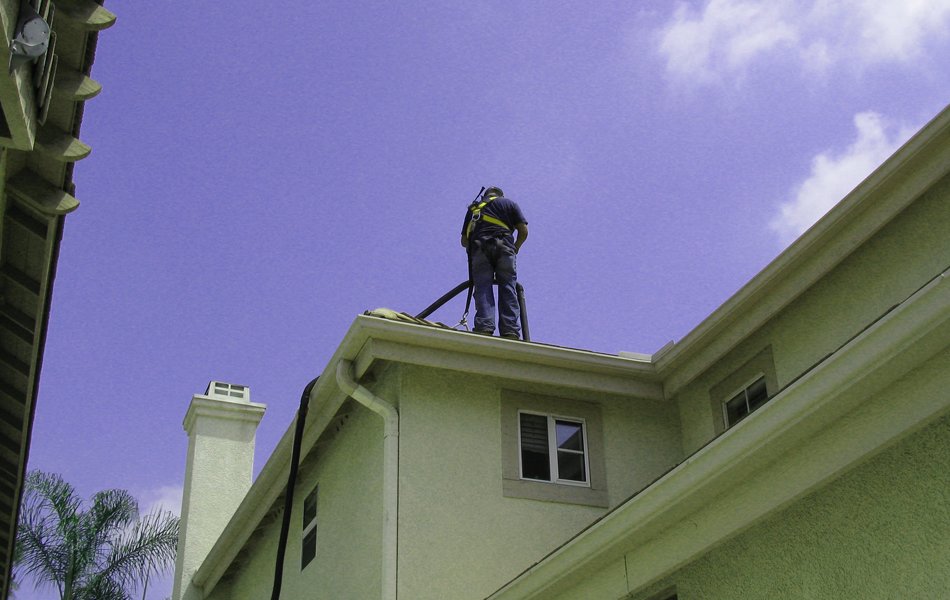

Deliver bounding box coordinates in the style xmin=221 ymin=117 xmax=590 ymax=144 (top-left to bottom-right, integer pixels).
xmin=501 ymin=332 xmax=520 ymax=340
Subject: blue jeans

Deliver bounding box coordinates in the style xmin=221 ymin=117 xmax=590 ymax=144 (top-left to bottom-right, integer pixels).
xmin=471 ymin=240 xmax=520 ymax=336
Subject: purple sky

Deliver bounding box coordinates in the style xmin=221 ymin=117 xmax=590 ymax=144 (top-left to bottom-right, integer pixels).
xmin=17 ymin=1 xmax=950 ymax=598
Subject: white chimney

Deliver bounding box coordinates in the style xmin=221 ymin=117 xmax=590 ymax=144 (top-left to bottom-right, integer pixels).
xmin=173 ymin=382 xmax=266 ymax=600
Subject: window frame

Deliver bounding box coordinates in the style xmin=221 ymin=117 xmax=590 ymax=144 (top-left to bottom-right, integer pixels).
xmin=517 ymin=410 xmax=591 ymax=487
xmin=709 ymin=346 xmax=778 ymax=435
xmin=301 ymin=485 xmax=318 ymax=570
xmin=722 ymin=374 xmax=769 ymax=427
xmin=501 ymin=390 xmax=608 ymax=507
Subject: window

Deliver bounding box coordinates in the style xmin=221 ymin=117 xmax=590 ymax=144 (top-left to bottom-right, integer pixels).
xmin=709 ymin=346 xmax=778 ymax=434
xmin=723 ymin=375 xmax=769 ymax=426
xmin=301 ymin=485 xmax=317 ymax=569
xmin=501 ymin=391 xmax=608 ymax=507
xmin=518 ymin=412 xmax=589 ymax=485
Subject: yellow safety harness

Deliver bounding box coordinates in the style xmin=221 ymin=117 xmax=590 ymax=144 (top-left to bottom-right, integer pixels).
xmin=466 ymin=195 xmax=510 ymax=239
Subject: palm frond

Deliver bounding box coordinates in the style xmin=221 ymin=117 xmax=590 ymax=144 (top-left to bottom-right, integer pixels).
xmin=16 ymin=470 xmax=180 ymax=600
xmin=77 ymin=489 xmax=139 ymax=583
xmin=75 ymin=572 xmax=129 ymax=600
xmin=15 ymin=471 xmax=79 ymax=596
xmin=99 ymin=509 xmax=179 ymax=593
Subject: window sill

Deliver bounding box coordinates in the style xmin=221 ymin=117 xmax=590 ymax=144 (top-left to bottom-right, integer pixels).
xmin=502 ymin=477 xmax=609 ymax=507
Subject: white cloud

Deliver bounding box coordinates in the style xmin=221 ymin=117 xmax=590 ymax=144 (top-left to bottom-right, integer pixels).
xmin=658 ymin=0 xmax=797 ymax=84
xmin=770 ymin=111 xmax=916 ymax=244
xmin=138 ymin=484 xmax=183 ymax=517
xmin=850 ymin=0 xmax=950 ymax=61
xmin=656 ymin=0 xmax=950 ymax=84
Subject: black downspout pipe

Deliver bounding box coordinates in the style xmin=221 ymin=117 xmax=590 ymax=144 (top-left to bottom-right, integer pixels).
xmin=270 ymin=376 xmax=320 ymax=600
xmin=516 ymin=282 xmax=529 ymax=342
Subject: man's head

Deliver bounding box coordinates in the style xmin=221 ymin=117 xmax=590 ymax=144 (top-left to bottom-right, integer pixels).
xmin=484 ymin=186 xmax=504 ymax=199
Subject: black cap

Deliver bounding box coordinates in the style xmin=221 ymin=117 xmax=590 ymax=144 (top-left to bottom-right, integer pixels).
xmin=484 ymin=186 xmax=504 ymax=198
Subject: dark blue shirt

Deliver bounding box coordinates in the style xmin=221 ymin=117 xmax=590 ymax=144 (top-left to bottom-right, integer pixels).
xmin=461 ymin=196 xmax=527 ymax=244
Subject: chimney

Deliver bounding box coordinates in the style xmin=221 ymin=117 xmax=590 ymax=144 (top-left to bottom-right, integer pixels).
xmin=173 ymin=382 xmax=266 ymax=600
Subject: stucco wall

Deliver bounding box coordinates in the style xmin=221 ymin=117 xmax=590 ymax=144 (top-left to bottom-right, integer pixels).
xmin=676 ymin=173 xmax=950 ymax=455
xmin=206 ymin=402 xmax=385 ymax=600
xmin=396 ymin=364 xmax=680 ymax=600
xmin=633 ymin=411 xmax=950 ymax=599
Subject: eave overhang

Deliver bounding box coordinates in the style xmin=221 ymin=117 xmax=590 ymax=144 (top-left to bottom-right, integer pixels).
xmin=0 ymin=0 xmax=114 ymax=151
xmin=0 ymin=1 xmax=114 ymax=596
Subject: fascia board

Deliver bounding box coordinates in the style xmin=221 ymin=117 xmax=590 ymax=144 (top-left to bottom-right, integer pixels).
xmin=488 ymin=269 xmax=950 ymax=600
xmin=655 ymin=104 xmax=950 ymax=397
xmin=356 ymin=337 xmax=663 ymax=400
xmin=352 ymin=314 xmax=659 ymax=382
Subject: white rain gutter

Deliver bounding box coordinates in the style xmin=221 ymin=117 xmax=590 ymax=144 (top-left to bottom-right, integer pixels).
xmin=335 ymin=359 xmax=399 ymax=600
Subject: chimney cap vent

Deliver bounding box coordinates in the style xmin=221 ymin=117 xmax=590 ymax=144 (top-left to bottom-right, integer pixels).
xmin=205 ymin=381 xmax=250 ymax=402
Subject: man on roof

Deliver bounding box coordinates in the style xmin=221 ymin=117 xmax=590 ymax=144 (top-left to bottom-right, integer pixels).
xmin=460 ymin=186 xmax=529 ymax=339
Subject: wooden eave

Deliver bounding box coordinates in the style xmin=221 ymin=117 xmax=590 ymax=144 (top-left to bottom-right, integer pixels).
xmin=0 ymin=1 xmax=113 ymax=597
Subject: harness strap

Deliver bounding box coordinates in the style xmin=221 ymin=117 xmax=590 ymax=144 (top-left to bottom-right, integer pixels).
xmin=466 ymin=196 xmax=510 ymax=238
xmin=480 ymin=214 xmax=510 ymax=229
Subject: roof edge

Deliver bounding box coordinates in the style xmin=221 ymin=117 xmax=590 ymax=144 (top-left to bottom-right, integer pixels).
xmin=655 ymin=103 xmax=950 ymax=394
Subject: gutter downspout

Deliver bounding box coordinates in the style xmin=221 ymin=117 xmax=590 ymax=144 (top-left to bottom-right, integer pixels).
xmin=335 ymin=360 xmax=399 ymax=600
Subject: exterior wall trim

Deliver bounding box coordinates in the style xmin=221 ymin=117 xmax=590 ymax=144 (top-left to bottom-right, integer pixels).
xmin=183 ymin=395 xmax=266 ymax=432
xmin=358 ymin=336 xmax=663 ymax=400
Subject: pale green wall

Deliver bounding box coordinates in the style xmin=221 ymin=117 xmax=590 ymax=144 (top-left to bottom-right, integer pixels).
xmin=676 ymin=174 xmax=950 ymax=455
xmin=206 ymin=402 xmax=385 ymax=600
xmin=396 ymin=365 xmax=681 ymax=600
xmin=634 ymin=411 xmax=950 ymax=599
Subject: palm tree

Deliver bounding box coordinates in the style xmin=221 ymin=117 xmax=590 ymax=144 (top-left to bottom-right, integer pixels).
xmin=15 ymin=470 xmax=179 ymax=600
